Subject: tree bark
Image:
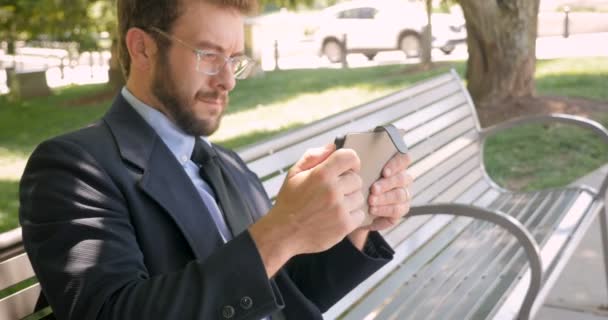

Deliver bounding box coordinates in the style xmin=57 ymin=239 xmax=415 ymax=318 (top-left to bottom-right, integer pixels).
xmin=458 ymin=0 xmax=540 ymax=109
xmin=420 ymin=0 xmax=433 ymax=67
xmin=107 ymin=36 xmax=125 ymax=91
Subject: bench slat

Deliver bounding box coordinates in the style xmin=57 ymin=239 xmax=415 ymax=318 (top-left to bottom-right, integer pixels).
xmin=331 ymin=188 xmax=501 ymax=320
xmin=376 ymin=192 xmax=521 ymax=320
xmin=390 ymin=93 xmax=468 ymax=134
xmin=408 ymin=116 xmax=476 ymax=163
xmin=384 ymin=176 xmax=492 ymax=247
xmin=411 ymin=142 xmax=479 ymax=198
xmin=403 ymin=193 xmax=553 ymax=319
xmin=0 ymin=283 xmax=40 ymax=320
xmin=247 ymin=81 xmax=463 ymax=178
xmin=260 ymin=125 xmax=479 ymax=201
xmin=448 ymin=194 xmax=565 ymax=319
xmin=412 ymin=157 xmax=481 ymax=205
xmin=445 ymin=190 xmax=573 ymax=319
xmin=403 ymin=105 xmax=474 ymax=149
xmin=0 ymin=253 xmax=35 ymax=291
xmin=409 ymin=131 xmax=478 ymax=180
xmin=238 ymin=73 xmax=457 ymax=162
xmin=426 ymin=193 xmax=557 ymax=319
xmin=476 ymin=190 xmax=593 ymax=319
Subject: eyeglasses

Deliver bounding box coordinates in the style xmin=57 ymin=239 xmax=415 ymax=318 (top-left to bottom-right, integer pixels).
xmin=149 ymin=27 xmax=255 ymax=80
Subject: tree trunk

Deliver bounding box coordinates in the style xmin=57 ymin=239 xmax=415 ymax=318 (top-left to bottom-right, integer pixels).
xmin=107 ymin=36 xmax=125 ymax=91
xmin=420 ymin=0 xmax=433 ymax=67
xmin=458 ymin=0 xmax=540 ymax=109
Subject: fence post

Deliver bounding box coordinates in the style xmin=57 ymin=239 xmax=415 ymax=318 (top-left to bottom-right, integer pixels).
xmin=89 ymin=51 xmax=95 ymax=78
xmin=563 ymin=6 xmax=570 ymax=38
xmin=273 ymin=40 xmax=280 ymax=71
xmin=341 ymin=34 xmax=348 ymax=69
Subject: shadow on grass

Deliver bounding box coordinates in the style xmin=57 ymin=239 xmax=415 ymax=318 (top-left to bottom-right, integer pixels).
xmin=0 ymin=84 xmax=113 ymax=158
xmin=0 ymin=179 xmax=20 ymax=232
xmin=536 ymin=73 xmax=608 ymax=101
xmin=484 ymin=113 xmax=608 ymax=191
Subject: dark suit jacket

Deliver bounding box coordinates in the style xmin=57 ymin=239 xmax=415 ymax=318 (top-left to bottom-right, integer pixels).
xmin=19 ymin=94 xmax=394 ymax=320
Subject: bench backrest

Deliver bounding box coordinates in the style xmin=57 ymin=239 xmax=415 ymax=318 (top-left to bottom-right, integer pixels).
xmin=0 ymin=228 xmax=41 ymax=319
xmin=238 ymin=69 xmax=511 ymax=319
xmin=0 ymin=69 xmax=489 ymax=319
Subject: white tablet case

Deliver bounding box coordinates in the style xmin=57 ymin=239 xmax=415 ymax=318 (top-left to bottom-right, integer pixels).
xmin=335 ymin=125 xmax=408 ymax=226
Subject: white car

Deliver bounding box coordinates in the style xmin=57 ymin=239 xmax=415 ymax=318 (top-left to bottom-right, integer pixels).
xmin=314 ymin=0 xmax=466 ymax=62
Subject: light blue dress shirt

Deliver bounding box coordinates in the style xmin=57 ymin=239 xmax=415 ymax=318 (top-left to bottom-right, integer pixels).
xmin=121 ymin=87 xmax=233 ymax=242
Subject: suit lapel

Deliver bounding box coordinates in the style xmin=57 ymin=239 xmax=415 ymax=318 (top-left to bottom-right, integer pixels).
xmin=103 ymin=95 xmax=224 ymax=261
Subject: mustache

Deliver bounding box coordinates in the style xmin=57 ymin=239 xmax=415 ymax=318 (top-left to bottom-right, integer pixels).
xmin=195 ymin=91 xmax=227 ymax=104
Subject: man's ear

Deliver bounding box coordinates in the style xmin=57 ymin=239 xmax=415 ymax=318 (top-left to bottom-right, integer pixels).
xmin=125 ymin=28 xmax=158 ymax=71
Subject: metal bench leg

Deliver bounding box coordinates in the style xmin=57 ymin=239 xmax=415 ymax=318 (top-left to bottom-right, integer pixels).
xmin=601 ymin=192 xmax=608 ymax=308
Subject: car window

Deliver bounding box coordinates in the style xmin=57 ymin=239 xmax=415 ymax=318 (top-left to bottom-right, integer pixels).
xmin=337 ymin=7 xmax=378 ymax=19
xmin=358 ymin=7 xmax=377 ymax=19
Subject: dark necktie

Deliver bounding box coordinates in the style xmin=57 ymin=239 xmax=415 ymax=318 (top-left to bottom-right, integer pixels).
xmin=192 ymin=139 xmax=287 ymax=320
xmin=191 ymin=138 xmax=254 ymax=237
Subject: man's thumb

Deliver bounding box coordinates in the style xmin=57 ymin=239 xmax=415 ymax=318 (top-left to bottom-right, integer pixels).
xmin=289 ymin=143 xmax=336 ymax=177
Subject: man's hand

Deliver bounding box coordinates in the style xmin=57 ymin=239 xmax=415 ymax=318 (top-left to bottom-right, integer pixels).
xmin=347 ymin=152 xmax=413 ymax=250
xmin=368 ymin=152 xmax=413 ymax=230
xmin=249 ymin=143 xmax=366 ymax=277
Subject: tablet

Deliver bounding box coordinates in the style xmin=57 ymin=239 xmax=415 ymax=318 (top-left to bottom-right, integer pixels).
xmin=335 ymin=124 xmax=408 ymax=226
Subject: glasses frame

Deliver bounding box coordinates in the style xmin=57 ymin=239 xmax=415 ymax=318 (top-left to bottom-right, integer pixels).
xmin=149 ymin=27 xmax=255 ymax=80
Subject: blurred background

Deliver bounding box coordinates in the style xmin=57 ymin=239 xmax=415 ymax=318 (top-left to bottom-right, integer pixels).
xmin=1 ymin=0 xmax=607 ymax=94
xmin=1 ymin=0 xmax=608 ymax=317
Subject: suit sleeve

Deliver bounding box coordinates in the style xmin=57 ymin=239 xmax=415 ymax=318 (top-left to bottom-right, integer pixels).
xmin=284 ymin=232 xmax=394 ymax=312
xmin=19 ymin=138 xmax=284 ymax=320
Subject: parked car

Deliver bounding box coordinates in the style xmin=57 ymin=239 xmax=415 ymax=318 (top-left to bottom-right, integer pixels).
xmin=313 ymin=0 xmax=466 ymax=62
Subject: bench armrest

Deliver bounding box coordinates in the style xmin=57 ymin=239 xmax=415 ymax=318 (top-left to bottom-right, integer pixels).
xmin=479 ymin=113 xmax=608 ymax=195
xmin=0 ymin=227 xmax=24 ymax=260
xmin=409 ymin=204 xmax=543 ymax=320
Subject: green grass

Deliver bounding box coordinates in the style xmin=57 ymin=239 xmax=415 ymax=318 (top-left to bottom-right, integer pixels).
xmin=483 ymin=57 xmax=608 ymax=190
xmin=0 ymin=57 xmax=607 ymax=232
xmin=536 ymin=58 xmax=608 ymax=100
xmin=484 ymin=114 xmax=608 ymax=191
xmin=0 ymin=180 xmax=19 ymax=233
xmin=0 ymin=84 xmax=114 ymax=159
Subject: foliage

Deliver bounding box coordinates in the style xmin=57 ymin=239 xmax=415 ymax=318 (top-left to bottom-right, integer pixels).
xmin=0 ymin=0 xmax=115 ymax=52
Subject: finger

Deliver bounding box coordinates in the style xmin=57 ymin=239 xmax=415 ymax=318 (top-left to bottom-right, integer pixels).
xmin=382 ymin=153 xmax=411 ymax=178
xmin=369 ymin=188 xmax=407 ymax=206
xmin=369 ymin=202 xmax=410 ymax=219
xmin=337 ymin=171 xmax=363 ymax=195
xmin=290 ymin=143 xmax=335 ymax=177
xmin=371 ymin=171 xmax=413 ymax=195
xmin=367 ymin=217 xmax=400 ymax=231
xmin=343 ymin=190 xmax=365 ymax=212
xmin=318 ymin=148 xmax=361 ymax=177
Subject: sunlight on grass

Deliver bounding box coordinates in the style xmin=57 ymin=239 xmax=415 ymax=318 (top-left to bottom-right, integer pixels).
xmin=536 ymin=57 xmax=608 ymax=100
xmin=212 ymin=86 xmax=396 ymax=143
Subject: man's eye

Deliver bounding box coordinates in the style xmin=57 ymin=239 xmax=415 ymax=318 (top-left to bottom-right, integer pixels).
xmin=201 ymin=52 xmax=220 ymax=61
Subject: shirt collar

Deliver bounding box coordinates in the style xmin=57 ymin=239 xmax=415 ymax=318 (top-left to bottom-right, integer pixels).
xmin=121 ymin=87 xmax=211 ymax=165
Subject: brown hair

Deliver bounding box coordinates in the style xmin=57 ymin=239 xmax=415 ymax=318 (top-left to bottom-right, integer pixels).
xmin=117 ymin=0 xmax=258 ymax=78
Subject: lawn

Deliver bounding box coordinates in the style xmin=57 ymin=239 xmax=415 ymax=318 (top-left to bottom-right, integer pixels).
xmin=0 ymin=57 xmax=607 ymax=232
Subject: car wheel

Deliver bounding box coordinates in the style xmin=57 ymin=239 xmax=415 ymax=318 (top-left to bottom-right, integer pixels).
xmin=440 ymin=44 xmax=455 ymax=55
xmin=364 ymin=53 xmax=377 ymax=61
xmin=323 ymin=40 xmax=344 ymax=63
xmin=399 ymin=33 xmax=421 ymax=58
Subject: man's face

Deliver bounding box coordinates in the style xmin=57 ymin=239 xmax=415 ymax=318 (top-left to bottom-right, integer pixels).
xmin=151 ymin=1 xmax=244 ymax=136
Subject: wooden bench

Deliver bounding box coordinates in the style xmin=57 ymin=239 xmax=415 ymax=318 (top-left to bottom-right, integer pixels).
xmin=1 ymin=70 xmax=607 ymax=319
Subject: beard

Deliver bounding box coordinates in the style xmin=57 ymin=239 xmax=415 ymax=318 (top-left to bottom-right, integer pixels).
xmin=151 ymin=50 xmax=227 ymax=137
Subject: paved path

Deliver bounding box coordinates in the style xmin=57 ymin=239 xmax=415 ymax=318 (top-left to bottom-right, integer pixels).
xmin=537 ymin=164 xmax=608 ymax=319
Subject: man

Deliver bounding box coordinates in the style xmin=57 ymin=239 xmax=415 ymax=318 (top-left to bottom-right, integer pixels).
xmin=19 ymin=0 xmax=413 ymax=319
